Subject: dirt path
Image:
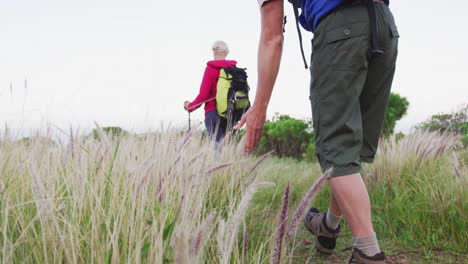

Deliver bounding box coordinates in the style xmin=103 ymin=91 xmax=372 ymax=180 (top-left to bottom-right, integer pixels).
xmin=289 ymin=228 xmax=467 ymax=264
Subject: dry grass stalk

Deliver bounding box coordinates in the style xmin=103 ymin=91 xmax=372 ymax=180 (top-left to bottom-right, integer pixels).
xmin=218 ymin=181 xmax=275 ymax=264
xmin=272 ymin=183 xmax=290 ymax=264
xmin=242 ymin=223 xmax=249 ymax=264
xmin=286 ymin=169 xmax=330 ymax=240
xmin=250 ymin=150 xmax=274 ymax=174
xmin=93 ymin=121 xmax=111 ymax=148
xmin=174 ymin=233 xmax=188 ymax=264
xmin=369 ymin=130 xmax=462 ymax=183
xmin=189 ymin=212 xmax=216 ymax=258
xmin=69 ymin=126 xmax=74 ymax=159
xmin=450 ymin=152 xmax=466 ymax=181
xmin=206 ymin=162 xmax=232 ymax=175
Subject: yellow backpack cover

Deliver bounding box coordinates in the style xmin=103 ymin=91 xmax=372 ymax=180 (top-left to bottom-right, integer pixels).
xmin=216 ymin=67 xmax=250 ymax=123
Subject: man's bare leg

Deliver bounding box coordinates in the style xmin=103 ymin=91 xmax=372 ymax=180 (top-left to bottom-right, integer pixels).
xmin=329 ymin=173 xmax=373 ymax=236
xmin=329 ymin=193 xmax=343 ymax=216
xmin=326 ymin=193 xmax=343 ymax=230
xmin=329 ymin=173 xmax=381 ymax=256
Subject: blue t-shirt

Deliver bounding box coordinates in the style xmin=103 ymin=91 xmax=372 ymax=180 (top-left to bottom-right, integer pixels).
xmin=296 ymin=0 xmax=390 ymax=32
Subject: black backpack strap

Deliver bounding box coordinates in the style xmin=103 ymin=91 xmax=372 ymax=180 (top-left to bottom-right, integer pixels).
xmin=226 ymin=84 xmax=236 ymax=126
xmin=283 ymin=15 xmax=287 ymax=33
xmin=291 ymin=0 xmax=309 ymax=69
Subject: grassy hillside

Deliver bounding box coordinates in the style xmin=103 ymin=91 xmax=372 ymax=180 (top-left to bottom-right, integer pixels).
xmin=0 ymin=128 xmax=466 ymax=263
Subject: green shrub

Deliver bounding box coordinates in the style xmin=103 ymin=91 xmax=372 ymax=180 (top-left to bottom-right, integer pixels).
xmin=303 ymin=133 xmax=317 ymax=162
xmin=258 ymin=115 xmax=313 ymax=159
xmin=383 ymin=92 xmax=410 ymax=136
xmin=394 ymin=132 xmax=405 ymax=141
xmin=417 ymin=104 xmax=467 ymax=147
xmin=418 ymin=104 xmax=467 ymax=134
xmin=90 ymin=126 xmax=129 ymax=140
xmin=16 ymin=136 xmax=57 ymax=146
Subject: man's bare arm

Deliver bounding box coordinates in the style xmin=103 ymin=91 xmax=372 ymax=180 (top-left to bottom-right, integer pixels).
xmin=255 ymin=0 xmax=284 ymax=111
xmin=235 ymin=0 xmax=284 ymax=152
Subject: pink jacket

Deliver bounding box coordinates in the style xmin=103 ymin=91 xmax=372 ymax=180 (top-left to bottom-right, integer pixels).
xmin=188 ymin=60 xmax=237 ymax=114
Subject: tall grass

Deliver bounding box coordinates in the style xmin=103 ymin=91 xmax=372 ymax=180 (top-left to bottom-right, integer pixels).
xmin=0 ymin=128 xmax=466 ymax=263
xmin=364 ymin=131 xmax=467 ymax=254
xmin=0 ymin=127 xmax=278 ymax=263
xmin=242 ymin=131 xmax=467 ymax=262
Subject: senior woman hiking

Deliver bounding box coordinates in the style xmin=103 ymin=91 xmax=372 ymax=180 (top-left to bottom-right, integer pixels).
xmin=184 ymin=40 xmax=237 ymax=142
xmin=235 ymin=0 xmax=398 ymax=263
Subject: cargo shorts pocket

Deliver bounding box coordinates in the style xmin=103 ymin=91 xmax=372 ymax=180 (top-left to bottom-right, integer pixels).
xmin=389 ymin=23 xmax=399 ymax=38
xmin=326 ymin=22 xmax=368 ymax=45
xmin=322 ymin=22 xmax=369 ymax=71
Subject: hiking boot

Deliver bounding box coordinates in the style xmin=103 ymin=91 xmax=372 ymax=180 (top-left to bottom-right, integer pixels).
xmin=303 ymin=207 xmax=340 ymax=254
xmin=348 ymin=248 xmax=388 ymax=264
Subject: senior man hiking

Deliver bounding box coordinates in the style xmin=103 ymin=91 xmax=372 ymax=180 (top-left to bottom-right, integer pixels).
xmin=235 ymin=0 xmax=398 ymax=263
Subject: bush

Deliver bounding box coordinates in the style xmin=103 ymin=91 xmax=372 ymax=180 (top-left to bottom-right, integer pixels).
xmin=16 ymin=136 xmax=57 ymax=147
xmin=383 ymin=92 xmax=410 ymax=136
xmin=303 ymin=133 xmax=317 ymax=162
xmin=417 ymin=104 xmax=467 ymax=147
xmin=258 ymin=115 xmax=313 ymax=159
xmin=394 ymin=132 xmax=405 ymax=141
xmin=90 ymin=126 xmax=129 ymax=140
xmin=418 ymin=106 xmax=467 ymax=134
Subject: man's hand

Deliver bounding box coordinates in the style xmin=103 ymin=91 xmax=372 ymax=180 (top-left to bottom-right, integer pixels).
xmin=234 ymin=105 xmax=267 ymax=153
xmin=184 ymin=101 xmax=190 ymax=111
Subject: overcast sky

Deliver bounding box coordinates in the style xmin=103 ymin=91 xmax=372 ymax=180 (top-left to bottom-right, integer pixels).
xmin=1 ymin=0 xmax=467 ymax=136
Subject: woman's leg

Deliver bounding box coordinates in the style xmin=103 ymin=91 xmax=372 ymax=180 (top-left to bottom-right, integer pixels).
xmin=204 ymin=110 xmax=218 ymax=141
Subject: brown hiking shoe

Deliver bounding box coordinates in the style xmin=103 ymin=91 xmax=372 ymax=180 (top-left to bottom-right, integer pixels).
xmin=348 ymin=248 xmax=388 ymax=264
xmin=303 ymin=208 xmax=340 ymax=254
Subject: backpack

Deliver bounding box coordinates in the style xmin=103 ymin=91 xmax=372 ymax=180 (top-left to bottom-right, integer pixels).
xmin=216 ymin=66 xmax=251 ymax=127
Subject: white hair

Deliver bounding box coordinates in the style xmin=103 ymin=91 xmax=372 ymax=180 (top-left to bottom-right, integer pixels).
xmin=212 ymin=40 xmax=229 ymax=55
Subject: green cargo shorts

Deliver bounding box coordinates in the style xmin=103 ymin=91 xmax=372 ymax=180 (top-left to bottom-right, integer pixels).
xmin=310 ymin=2 xmax=399 ymax=177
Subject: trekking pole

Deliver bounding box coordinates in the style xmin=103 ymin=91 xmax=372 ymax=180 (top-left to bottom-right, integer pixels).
xmin=188 ymin=112 xmax=191 ymax=131
xmin=190 ymin=96 xmax=216 ymax=109
xmin=186 ymin=96 xmax=216 ymax=132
